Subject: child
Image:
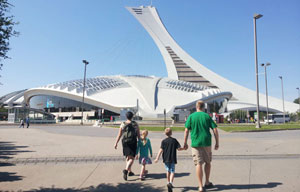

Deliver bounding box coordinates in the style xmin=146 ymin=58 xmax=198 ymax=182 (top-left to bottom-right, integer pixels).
xmin=154 ymin=128 xmax=184 ymax=192
xmin=136 ymin=130 xmax=152 ymax=180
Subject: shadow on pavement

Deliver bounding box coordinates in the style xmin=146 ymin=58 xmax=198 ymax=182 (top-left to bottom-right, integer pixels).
xmin=0 ymin=141 xmax=34 ymax=182
xmin=27 ymin=183 xmax=164 ymax=192
xmin=146 ymin=172 xmax=190 ymax=180
xmin=0 ymin=141 xmax=33 ymax=160
xmin=0 ymin=172 xmax=23 ymax=182
xmin=181 ymin=182 xmax=282 ymax=191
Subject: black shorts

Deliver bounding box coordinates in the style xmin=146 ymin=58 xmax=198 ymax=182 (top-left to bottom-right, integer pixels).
xmin=122 ymin=141 xmax=137 ymax=157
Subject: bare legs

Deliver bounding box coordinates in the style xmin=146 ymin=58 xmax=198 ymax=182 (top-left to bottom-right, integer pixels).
xmin=204 ymin=162 xmax=211 ymax=185
xmin=196 ymin=164 xmax=204 ymax=191
xmin=140 ymin=164 xmax=146 ymax=178
xmin=166 ymin=172 xmax=175 ymax=183
xmin=196 ymin=162 xmax=211 ymax=191
xmin=126 ymin=156 xmax=134 ymax=172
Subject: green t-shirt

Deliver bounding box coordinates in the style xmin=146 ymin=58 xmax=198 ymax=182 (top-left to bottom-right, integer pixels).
xmin=185 ymin=111 xmax=217 ymax=147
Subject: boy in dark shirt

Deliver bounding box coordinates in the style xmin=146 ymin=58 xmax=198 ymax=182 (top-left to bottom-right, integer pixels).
xmin=154 ymin=128 xmax=184 ymax=192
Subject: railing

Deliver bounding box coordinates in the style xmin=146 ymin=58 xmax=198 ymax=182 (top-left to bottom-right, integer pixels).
xmin=29 ymin=119 xmax=56 ymax=124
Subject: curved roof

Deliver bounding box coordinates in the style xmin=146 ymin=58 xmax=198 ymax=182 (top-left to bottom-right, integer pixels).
xmin=24 ymin=75 xmax=232 ymax=117
xmin=45 ymin=76 xmax=130 ymax=96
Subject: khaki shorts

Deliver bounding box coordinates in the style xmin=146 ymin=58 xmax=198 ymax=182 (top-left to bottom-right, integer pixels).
xmin=192 ymin=146 xmax=212 ymax=165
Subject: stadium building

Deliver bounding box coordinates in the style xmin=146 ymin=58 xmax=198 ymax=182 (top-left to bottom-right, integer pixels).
xmin=0 ymin=6 xmax=298 ymax=123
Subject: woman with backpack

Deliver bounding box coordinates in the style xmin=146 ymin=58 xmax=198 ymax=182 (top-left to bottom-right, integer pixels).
xmin=114 ymin=111 xmax=141 ymax=181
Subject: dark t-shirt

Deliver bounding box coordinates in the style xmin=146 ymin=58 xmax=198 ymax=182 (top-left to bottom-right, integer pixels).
xmin=161 ymin=137 xmax=181 ymax=164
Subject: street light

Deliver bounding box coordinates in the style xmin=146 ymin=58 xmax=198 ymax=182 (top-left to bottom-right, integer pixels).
xmin=279 ymin=76 xmax=285 ymax=123
xmin=81 ymin=60 xmax=89 ymax=125
xmin=164 ymin=109 xmax=166 ymax=129
xmin=253 ymin=13 xmax=263 ymax=128
xmin=297 ymin=87 xmax=300 ymax=112
xmin=261 ymin=62 xmax=271 ymax=124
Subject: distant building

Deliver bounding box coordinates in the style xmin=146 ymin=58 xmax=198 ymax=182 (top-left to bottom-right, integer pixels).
xmin=0 ymin=6 xmax=298 ymax=123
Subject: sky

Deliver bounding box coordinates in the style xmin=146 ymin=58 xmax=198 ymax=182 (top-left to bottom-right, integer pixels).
xmin=1 ymin=0 xmax=300 ymax=102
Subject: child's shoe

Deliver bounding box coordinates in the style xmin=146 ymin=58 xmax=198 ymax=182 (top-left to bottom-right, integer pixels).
xmin=128 ymin=171 xmax=135 ymax=176
xmin=167 ymin=183 xmax=173 ymax=192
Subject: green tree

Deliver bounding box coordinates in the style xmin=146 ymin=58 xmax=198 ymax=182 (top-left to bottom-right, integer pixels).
xmin=0 ymin=0 xmax=19 ymax=71
xmin=294 ymin=97 xmax=300 ymax=104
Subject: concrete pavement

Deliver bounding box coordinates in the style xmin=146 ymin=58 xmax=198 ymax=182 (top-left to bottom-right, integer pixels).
xmin=0 ymin=125 xmax=299 ymax=191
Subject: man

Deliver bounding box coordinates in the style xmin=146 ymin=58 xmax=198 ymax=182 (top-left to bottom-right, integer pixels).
xmin=183 ymin=100 xmax=219 ymax=192
xmin=26 ymin=117 xmax=30 ymax=128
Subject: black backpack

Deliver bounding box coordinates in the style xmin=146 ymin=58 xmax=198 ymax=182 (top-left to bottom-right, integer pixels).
xmin=122 ymin=122 xmax=137 ymax=145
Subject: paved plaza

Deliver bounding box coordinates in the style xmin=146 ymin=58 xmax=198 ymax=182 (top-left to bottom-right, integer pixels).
xmin=0 ymin=124 xmax=299 ymax=192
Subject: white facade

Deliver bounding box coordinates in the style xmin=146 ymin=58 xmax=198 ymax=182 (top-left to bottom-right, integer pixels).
xmin=127 ymin=6 xmax=298 ymax=113
xmin=23 ymin=76 xmax=231 ymax=118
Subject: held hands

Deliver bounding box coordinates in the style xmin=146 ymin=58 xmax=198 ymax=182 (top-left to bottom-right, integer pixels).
xmin=183 ymin=143 xmax=189 ymax=150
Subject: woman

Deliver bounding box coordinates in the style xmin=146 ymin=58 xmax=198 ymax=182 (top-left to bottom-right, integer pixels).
xmin=114 ymin=111 xmax=140 ymax=181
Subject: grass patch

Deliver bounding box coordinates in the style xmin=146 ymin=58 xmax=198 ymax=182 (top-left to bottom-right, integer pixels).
xmin=106 ymin=123 xmax=300 ymax=132
xmin=106 ymin=125 xmax=185 ymax=132
xmin=218 ymin=123 xmax=300 ymax=132
xmin=138 ymin=126 xmax=185 ymax=132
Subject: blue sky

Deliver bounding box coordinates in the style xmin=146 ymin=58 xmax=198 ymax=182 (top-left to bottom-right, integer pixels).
xmin=1 ymin=0 xmax=300 ymax=102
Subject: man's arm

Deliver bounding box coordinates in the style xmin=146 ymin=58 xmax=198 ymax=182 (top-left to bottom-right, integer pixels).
xmin=213 ymin=128 xmax=219 ymax=150
xmin=183 ymin=128 xmax=189 ymax=150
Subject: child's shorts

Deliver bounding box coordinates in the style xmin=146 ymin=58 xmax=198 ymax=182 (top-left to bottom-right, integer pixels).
xmin=139 ymin=157 xmax=152 ymax=165
xmin=164 ymin=163 xmax=175 ymax=173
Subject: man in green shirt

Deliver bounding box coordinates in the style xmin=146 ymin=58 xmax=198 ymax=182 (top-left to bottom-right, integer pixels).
xmin=183 ymin=100 xmax=219 ymax=192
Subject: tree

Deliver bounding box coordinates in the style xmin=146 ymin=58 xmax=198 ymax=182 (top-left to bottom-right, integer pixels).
xmin=294 ymin=97 xmax=300 ymax=104
xmin=0 ymin=0 xmax=19 ymax=71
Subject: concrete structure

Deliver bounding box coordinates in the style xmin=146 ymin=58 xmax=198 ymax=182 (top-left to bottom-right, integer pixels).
xmin=126 ymin=6 xmax=298 ymax=113
xmin=1 ymin=5 xmax=298 ymax=123
xmin=24 ymin=75 xmax=231 ymax=119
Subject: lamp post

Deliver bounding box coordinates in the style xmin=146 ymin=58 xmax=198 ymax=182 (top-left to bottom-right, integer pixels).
xmin=253 ymin=13 xmax=263 ymax=128
xmin=164 ymin=109 xmax=166 ymax=129
xmin=297 ymin=87 xmax=300 ymax=113
xmin=261 ymin=62 xmax=271 ymax=124
xmin=279 ymin=76 xmax=285 ymax=123
xmin=81 ymin=60 xmax=89 ymax=125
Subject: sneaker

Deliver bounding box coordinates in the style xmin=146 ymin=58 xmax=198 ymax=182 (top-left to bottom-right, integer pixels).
xmin=123 ymin=169 xmax=128 ymax=181
xmin=128 ymin=171 xmax=134 ymax=176
xmin=167 ymin=183 xmax=173 ymax=192
xmin=140 ymin=177 xmax=145 ymax=181
xmin=169 ymin=183 xmax=174 ymax=188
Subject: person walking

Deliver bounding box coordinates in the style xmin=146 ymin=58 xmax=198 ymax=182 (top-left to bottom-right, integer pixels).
xmin=154 ymin=128 xmax=184 ymax=192
xmin=114 ymin=111 xmax=140 ymax=181
xmin=19 ymin=119 xmax=24 ymax=128
xmin=136 ymin=130 xmax=152 ymax=181
xmin=183 ymin=100 xmax=219 ymax=192
xmin=26 ymin=117 xmax=30 ymax=128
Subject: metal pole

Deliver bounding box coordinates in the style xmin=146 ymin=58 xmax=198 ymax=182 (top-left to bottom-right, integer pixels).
xmin=279 ymin=76 xmax=285 ymax=123
xmin=297 ymin=87 xmax=300 ymax=113
xmin=81 ymin=60 xmax=89 ymax=125
xmin=262 ymin=63 xmax=270 ymax=124
xmin=164 ymin=109 xmax=166 ymax=129
xmin=254 ymin=14 xmax=263 ymax=128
